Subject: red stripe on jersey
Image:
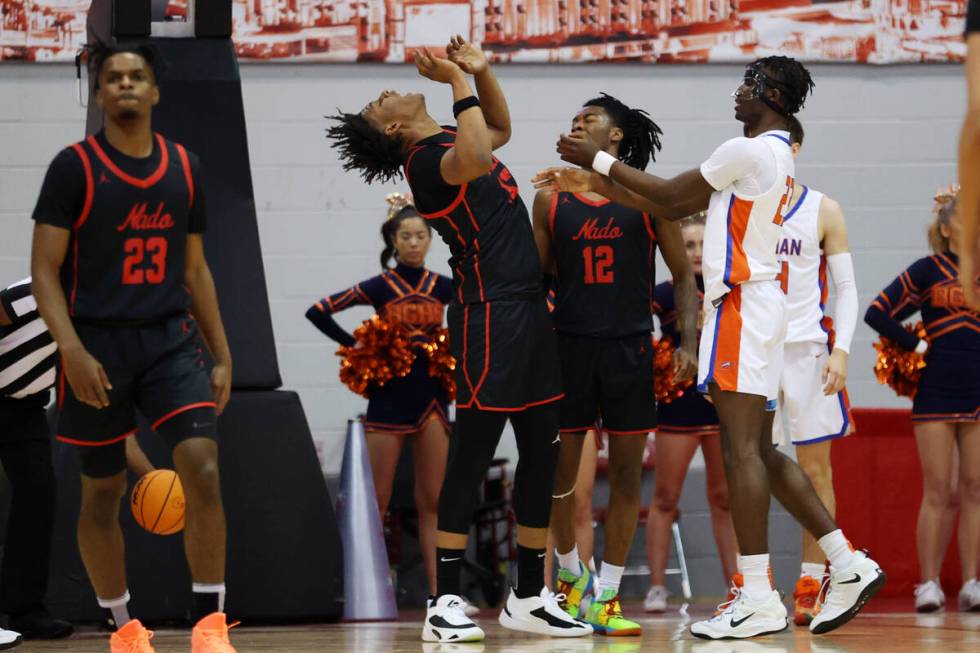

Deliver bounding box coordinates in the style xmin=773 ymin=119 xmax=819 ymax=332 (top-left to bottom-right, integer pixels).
xmin=573 ymin=192 xmax=610 ymax=207
xmin=87 ymin=133 xmax=170 ymax=188
xmin=714 ymin=286 xmax=743 ymax=392
xmin=175 ymin=143 xmax=195 ymax=209
xmin=70 ymin=144 xmax=95 ymax=229
xmin=725 ymin=198 xmax=753 ymax=286
xmin=548 ymin=192 xmax=559 ymax=236
xmin=641 ymin=212 xmax=656 ymax=241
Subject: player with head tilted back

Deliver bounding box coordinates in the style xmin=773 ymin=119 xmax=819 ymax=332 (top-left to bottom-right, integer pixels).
xmin=327 ymin=37 xmax=591 ymax=642
xmin=531 ymin=93 xmax=698 ymax=636
xmin=30 ymin=43 xmax=235 ymax=653
xmin=533 ymin=56 xmax=885 ymax=639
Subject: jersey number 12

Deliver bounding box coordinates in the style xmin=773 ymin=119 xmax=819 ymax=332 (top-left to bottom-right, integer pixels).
xmin=582 ymin=246 xmax=614 ymax=284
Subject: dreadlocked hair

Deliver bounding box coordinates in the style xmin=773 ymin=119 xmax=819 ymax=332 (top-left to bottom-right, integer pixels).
xmin=751 ymin=56 xmax=815 ymax=116
xmin=326 ymin=111 xmax=406 ymax=185
xmin=86 ymin=40 xmax=163 ymax=90
xmin=583 ymin=93 xmax=663 ymax=170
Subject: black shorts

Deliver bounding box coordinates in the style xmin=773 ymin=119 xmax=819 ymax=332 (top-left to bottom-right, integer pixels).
xmin=55 ymin=314 xmax=216 ymax=454
xmin=912 ymin=348 xmax=980 ymax=423
xmin=448 ymin=298 xmax=562 ymax=412
xmin=657 ymin=386 xmax=720 ymax=436
xmin=557 ymin=332 xmax=656 ymax=435
xmin=364 ymin=353 xmax=450 ymax=434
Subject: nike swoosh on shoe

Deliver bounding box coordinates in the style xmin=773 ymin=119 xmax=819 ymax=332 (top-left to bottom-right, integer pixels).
xmin=429 ymin=616 xmax=475 ymax=629
xmin=730 ymin=613 xmax=755 ymax=628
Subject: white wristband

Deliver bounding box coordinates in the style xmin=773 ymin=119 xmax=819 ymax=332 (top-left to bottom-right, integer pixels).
xmin=592 ymin=151 xmax=617 ymax=176
xmin=915 ymin=339 xmax=928 ymax=355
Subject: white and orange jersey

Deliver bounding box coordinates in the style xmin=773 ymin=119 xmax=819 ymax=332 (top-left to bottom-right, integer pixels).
xmin=700 ymin=130 xmax=796 ymax=308
xmin=778 ymin=186 xmax=832 ymax=344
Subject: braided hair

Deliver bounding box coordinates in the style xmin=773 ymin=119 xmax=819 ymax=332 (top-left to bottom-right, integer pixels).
xmin=326 ymin=111 xmax=406 ymax=184
xmin=582 ymin=93 xmax=663 ymax=170
xmin=746 ymin=56 xmax=815 ymax=117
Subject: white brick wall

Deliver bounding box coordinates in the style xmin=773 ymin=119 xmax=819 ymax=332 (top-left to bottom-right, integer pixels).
xmin=0 ymin=62 xmax=964 ymax=474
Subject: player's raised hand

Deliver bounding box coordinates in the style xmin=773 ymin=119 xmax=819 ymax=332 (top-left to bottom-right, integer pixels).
xmin=413 ymin=47 xmax=464 ymax=84
xmin=531 ymin=167 xmax=595 ymax=193
xmin=211 ymin=362 xmax=232 ymax=416
xmin=672 ymin=345 xmax=698 ymax=384
xmin=558 ymin=132 xmax=601 ymax=168
xmin=446 ymin=35 xmax=488 ymax=75
xmin=822 ymin=348 xmax=848 ymax=395
xmin=62 ymin=345 xmax=112 ymax=409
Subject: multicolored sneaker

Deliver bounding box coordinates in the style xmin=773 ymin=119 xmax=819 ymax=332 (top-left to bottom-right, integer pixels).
xmin=555 ymin=562 xmax=593 ymax=619
xmin=585 ymin=589 xmax=641 ymax=636
xmin=110 ymin=619 xmax=155 ymax=653
xmin=794 ymin=575 xmax=823 ymax=626
xmin=191 ymin=612 xmax=238 ymax=653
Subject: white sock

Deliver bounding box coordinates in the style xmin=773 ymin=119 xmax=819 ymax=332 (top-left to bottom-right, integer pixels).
xmin=98 ymin=590 xmax=132 ymax=628
xmin=817 ymin=530 xmax=856 ymax=571
xmin=192 ymin=582 xmax=227 ymax=613
xmin=597 ymin=561 xmax=624 ymax=596
xmin=738 ymin=554 xmax=772 ymax=600
xmin=556 ymin=545 xmax=582 ymax=574
xmin=801 ymin=562 xmax=826 ymax=580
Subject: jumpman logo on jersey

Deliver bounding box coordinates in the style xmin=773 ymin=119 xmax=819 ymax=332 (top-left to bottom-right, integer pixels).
xmin=99 ymin=172 xmax=110 ymax=185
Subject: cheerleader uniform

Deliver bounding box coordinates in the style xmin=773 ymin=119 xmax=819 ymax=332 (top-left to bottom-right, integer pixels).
xmin=652 ymin=277 xmax=720 ymax=435
xmin=306 ymin=263 xmax=454 ymax=434
xmin=865 ymin=251 xmax=980 ymax=423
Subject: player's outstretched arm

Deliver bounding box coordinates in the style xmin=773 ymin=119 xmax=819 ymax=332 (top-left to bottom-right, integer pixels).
xmin=820 ymin=197 xmax=856 ymax=395
xmin=446 ymin=35 xmax=511 ymax=150
xmin=958 ymin=32 xmax=980 ymax=309
xmin=655 ymin=217 xmax=698 ymax=381
xmin=184 ymin=234 xmax=233 ymax=415
xmin=31 ymin=223 xmax=111 ymax=409
xmin=554 ymin=132 xmax=714 ymax=218
xmin=531 ymin=168 xmax=693 ymax=220
xmin=414 ymin=47 xmax=493 ymax=184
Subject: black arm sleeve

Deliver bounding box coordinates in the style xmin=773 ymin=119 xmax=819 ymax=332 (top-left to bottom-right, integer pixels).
xmin=32 ymin=148 xmax=86 ymax=230
xmin=863 ymin=260 xmax=930 ymax=351
xmin=305 ymin=306 xmax=356 ymax=347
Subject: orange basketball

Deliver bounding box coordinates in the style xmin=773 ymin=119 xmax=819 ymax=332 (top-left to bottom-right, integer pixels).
xmin=131 ymin=469 xmax=185 ymax=535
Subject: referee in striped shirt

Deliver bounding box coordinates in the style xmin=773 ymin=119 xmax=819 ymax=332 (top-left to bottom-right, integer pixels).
xmin=0 ymin=277 xmax=72 ymax=641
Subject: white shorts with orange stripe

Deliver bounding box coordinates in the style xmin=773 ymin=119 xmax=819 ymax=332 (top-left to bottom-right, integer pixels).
xmin=697 ymin=280 xmax=786 ymax=403
xmin=772 ymin=341 xmax=853 ymax=446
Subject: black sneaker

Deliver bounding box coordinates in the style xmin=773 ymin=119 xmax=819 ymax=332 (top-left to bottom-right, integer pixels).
xmin=8 ymin=612 xmax=73 ymax=640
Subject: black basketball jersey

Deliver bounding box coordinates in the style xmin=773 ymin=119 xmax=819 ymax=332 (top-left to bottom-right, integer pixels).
xmin=550 ymin=192 xmax=657 ymax=338
xmin=404 ymin=128 xmax=542 ymax=304
xmin=32 ymin=131 xmax=205 ymax=323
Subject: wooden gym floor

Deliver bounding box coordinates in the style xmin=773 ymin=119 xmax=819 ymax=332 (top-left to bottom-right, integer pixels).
xmin=14 ymin=601 xmax=980 ymax=652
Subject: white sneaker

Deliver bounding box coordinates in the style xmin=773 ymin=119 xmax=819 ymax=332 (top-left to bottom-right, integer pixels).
xmin=422 ymin=594 xmax=485 ymax=642
xmin=914 ymin=579 xmax=945 ymax=613
xmin=809 ymin=551 xmax=886 ymax=634
xmin=958 ymin=578 xmax=980 ymax=612
xmin=690 ymin=589 xmax=788 ymax=639
xmin=498 ymin=587 xmax=593 ymax=637
xmin=460 ymin=597 xmax=480 ymax=617
xmin=644 ymin=585 xmax=669 ymax=613
xmin=0 ymin=627 xmax=20 ymax=649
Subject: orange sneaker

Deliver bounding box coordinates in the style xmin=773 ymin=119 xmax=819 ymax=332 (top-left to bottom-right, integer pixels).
xmin=110 ymin=619 xmax=155 ymax=653
xmin=793 ymin=575 xmax=822 ymax=626
xmin=191 ymin=612 xmax=238 ymax=653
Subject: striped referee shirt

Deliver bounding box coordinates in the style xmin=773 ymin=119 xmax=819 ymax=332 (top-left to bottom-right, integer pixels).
xmin=0 ymin=277 xmax=56 ymax=399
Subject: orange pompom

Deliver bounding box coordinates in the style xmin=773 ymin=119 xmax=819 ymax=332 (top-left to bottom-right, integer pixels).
xmin=653 ymin=338 xmax=693 ymax=404
xmin=337 ymin=315 xmax=415 ymax=397
xmin=423 ymin=327 xmax=457 ymax=400
xmin=872 ymin=322 xmax=928 ymax=399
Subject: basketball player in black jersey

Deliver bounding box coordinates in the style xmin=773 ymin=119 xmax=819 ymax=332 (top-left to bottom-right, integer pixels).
xmin=30 ymin=43 xmax=236 ymax=653
xmin=328 ymin=37 xmax=591 ymax=642
xmin=533 ymin=94 xmax=698 ymax=635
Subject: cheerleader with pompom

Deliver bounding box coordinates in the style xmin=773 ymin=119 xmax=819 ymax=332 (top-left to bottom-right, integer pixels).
xmin=305 ymin=193 xmax=454 ymax=599
xmin=864 ymin=187 xmax=980 ymax=612
xmin=643 ymin=212 xmax=738 ymax=612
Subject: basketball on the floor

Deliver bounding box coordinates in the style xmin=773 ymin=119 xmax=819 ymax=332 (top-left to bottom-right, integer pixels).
xmin=131 ymin=470 xmax=185 ymax=535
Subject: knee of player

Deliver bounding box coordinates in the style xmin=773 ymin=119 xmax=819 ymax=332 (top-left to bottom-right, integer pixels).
xmin=653 ymin=486 xmax=681 ymax=514
xmin=706 ymin=485 xmax=730 ymax=512
xmin=181 ymin=460 xmax=222 ymax=504
xmin=607 ymin=463 xmax=642 ymax=501
xmin=959 ymin=473 xmax=980 ymax=505
xmin=797 ymin=453 xmax=833 ymax=489
xmin=82 ymin=480 xmax=127 ymax=527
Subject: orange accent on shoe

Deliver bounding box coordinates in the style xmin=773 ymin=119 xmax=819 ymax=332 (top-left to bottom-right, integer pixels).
xmin=793 ymin=575 xmax=822 ymax=626
xmin=191 ymin=612 xmax=239 ymax=653
xmin=713 ymin=574 xmax=744 ymax=616
xmin=110 ymin=619 xmax=155 ymax=653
